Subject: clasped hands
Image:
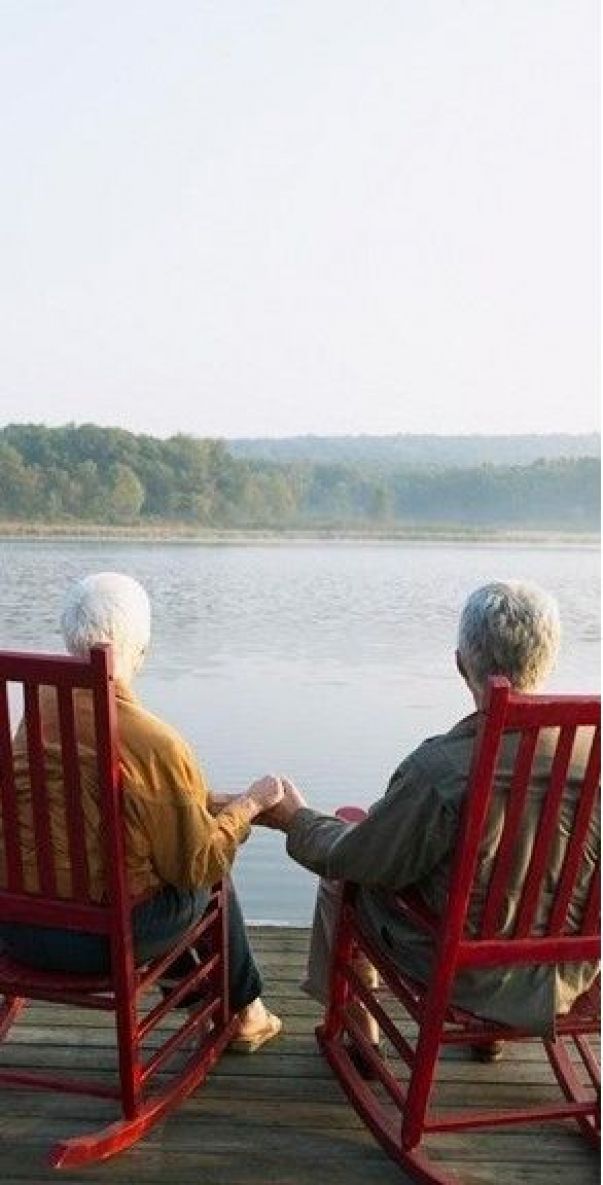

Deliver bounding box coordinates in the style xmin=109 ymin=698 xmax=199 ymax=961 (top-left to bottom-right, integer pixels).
xmin=209 ymin=775 xmax=306 ymax=832
xmin=253 ymin=775 xmax=307 ymax=831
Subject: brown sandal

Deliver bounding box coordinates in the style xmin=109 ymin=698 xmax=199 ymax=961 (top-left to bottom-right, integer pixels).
xmin=229 ymin=1011 xmax=282 ymax=1054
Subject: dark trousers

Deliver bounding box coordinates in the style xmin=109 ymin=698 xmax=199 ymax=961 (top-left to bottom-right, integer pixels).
xmin=0 ymin=881 xmax=262 ymax=1013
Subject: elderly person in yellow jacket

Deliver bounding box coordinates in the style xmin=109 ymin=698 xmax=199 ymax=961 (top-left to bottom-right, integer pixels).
xmin=0 ymin=571 xmax=282 ymax=1052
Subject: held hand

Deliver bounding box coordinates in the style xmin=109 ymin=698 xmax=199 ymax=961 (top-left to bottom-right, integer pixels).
xmin=256 ymin=776 xmax=308 ymax=831
xmin=246 ymin=775 xmax=285 ymax=818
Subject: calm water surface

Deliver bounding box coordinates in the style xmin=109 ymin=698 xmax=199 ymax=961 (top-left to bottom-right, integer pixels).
xmin=0 ymin=539 xmax=599 ymax=923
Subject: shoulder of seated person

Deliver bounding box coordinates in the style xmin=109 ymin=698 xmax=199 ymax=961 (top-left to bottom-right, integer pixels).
xmin=116 ymin=691 xmax=193 ymax=762
xmin=388 ymin=716 xmax=478 ymax=787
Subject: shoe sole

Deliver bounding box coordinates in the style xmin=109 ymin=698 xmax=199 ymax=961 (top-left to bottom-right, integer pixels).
xmin=229 ymin=1015 xmax=283 ymax=1054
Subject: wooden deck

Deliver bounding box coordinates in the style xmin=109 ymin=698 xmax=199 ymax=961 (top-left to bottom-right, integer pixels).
xmin=0 ymin=927 xmax=598 ymax=1185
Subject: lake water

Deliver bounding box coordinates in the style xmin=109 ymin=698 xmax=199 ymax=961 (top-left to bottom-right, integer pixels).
xmin=0 ymin=538 xmax=599 ymax=923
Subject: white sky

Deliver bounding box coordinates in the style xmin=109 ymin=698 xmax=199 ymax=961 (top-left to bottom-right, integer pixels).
xmin=0 ymin=1 xmax=599 ymax=438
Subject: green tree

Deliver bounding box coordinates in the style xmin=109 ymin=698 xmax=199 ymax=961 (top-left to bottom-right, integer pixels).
xmin=106 ymin=463 xmax=145 ymax=521
xmin=0 ymin=442 xmax=39 ymax=517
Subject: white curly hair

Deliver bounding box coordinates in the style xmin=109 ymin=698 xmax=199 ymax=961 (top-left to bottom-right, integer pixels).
xmin=61 ymin=572 xmax=151 ymax=682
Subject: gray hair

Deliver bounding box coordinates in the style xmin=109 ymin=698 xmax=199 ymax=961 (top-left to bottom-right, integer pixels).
xmin=61 ymin=572 xmax=151 ymax=677
xmin=458 ymin=581 xmax=561 ymax=693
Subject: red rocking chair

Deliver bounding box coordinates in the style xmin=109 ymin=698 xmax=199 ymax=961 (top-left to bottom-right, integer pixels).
xmin=318 ymin=678 xmax=600 ymax=1184
xmin=0 ymin=646 xmax=238 ymax=1168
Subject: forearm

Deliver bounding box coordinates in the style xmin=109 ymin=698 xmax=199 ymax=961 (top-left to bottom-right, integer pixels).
xmin=285 ymin=778 xmax=455 ymax=890
xmin=181 ymin=781 xmax=285 ymax=884
xmin=185 ymin=807 xmax=251 ymax=886
xmin=286 ymin=808 xmax=362 ymax=880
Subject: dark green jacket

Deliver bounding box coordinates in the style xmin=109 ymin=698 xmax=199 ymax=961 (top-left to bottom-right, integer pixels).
xmin=287 ymin=714 xmax=599 ymax=1036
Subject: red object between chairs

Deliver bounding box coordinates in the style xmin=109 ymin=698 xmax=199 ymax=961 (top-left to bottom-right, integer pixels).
xmin=319 ymin=678 xmax=601 ymax=1184
xmin=336 ymin=806 xmax=368 ymax=824
xmin=0 ymin=646 xmax=238 ymax=1168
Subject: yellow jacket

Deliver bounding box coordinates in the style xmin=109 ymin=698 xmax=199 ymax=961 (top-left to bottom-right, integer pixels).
xmin=1 ymin=682 xmax=251 ymax=901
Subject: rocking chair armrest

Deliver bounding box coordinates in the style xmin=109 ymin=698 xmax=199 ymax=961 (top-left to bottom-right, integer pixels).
xmin=336 ymin=805 xmax=368 ymax=823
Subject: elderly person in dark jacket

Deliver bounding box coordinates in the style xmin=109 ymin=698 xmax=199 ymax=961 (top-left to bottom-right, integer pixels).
xmin=259 ymin=581 xmax=599 ymax=1057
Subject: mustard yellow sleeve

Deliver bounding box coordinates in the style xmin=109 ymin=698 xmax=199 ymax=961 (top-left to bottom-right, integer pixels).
xmin=126 ymin=739 xmax=251 ymax=890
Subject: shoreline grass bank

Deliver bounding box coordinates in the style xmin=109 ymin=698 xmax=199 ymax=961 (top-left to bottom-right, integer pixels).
xmin=0 ymin=520 xmax=598 ymax=548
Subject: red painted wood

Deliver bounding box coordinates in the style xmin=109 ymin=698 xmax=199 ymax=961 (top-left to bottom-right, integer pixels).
xmin=321 ymin=883 xmax=356 ymax=1043
xmin=140 ymin=996 xmax=221 ymax=1083
xmin=344 ymin=962 xmax=415 ymax=1066
xmin=317 ymin=1026 xmax=456 ymax=1185
xmin=56 ymin=686 xmax=91 ymax=900
xmin=455 ymin=932 xmax=600 ymax=967
xmin=138 ymin=953 xmax=220 ymax=1040
xmin=398 ymin=680 xmax=512 ymax=1151
xmin=0 ymin=1067 xmax=121 ymax=1100
xmin=544 ymin=1035 xmax=601 ymax=1147
xmin=503 ymin=693 xmax=600 ymax=729
xmin=479 ymin=727 xmax=539 ymax=938
xmin=548 ymin=727 xmax=600 ymax=935
xmin=0 ymin=682 xmax=24 ymax=891
xmin=220 ymin=880 xmax=231 ymax=1029
xmin=336 ymin=806 xmax=368 ymax=823
xmin=0 ymin=645 xmax=234 ymax=1167
xmin=50 ymin=1017 xmax=239 ymax=1169
xmin=513 ymin=725 xmax=577 ymax=938
xmin=0 ymin=651 xmax=96 ymax=687
xmin=425 ymin=1099 xmax=596 ymax=1133
xmin=576 ymin=1032 xmax=601 ymax=1088
xmin=319 ymin=678 xmax=601 ymax=1183
xmin=0 ymin=996 xmax=25 ymax=1041
xmin=0 ymin=890 xmax=112 ymax=931
xmin=23 ymin=683 xmax=57 ymax=898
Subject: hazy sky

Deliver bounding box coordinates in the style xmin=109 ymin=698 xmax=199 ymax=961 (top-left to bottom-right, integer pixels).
xmin=0 ymin=1 xmax=599 ymax=438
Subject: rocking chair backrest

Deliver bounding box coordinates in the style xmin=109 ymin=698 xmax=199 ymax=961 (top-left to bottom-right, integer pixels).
xmin=444 ymin=678 xmax=600 ymax=971
xmin=0 ymin=646 xmax=129 ymax=937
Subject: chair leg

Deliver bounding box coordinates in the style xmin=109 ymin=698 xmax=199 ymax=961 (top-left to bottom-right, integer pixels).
xmin=321 ymin=899 xmax=356 ymax=1042
xmin=317 ymin=1024 xmax=459 ymax=1185
xmin=544 ymin=1035 xmax=601 ymax=1149
xmin=318 ymin=907 xmax=458 ymax=1185
xmin=114 ymin=994 xmax=143 ymax=1121
xmin=0 ymin=995 xmax=26 ymax=1041
xmin=49 ymin=1015 xmax=239 ymax=1168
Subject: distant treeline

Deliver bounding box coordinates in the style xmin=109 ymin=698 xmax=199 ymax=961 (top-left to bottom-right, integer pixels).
xmin=229 ymin=432 xmax=601 ymax=468
xmin=0 ymin=423 xmax=599 ymax=531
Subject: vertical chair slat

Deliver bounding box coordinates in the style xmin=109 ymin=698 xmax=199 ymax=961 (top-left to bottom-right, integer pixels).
xmin=57 ymin=686 xmax=90 ymax=901
xmin=0 ymin=681 xmax=24 ymax=890
xmin=90 ymin=649 xmax=126 ymax=911
xmin=90 ymin=646 xmax=142 ymax=1117
xmin=513 ymin=726 xmax=577 ymax=938
xmin=480 ymin=728 xmax=539 ymax=938
xmin=548 ymin=728 xmax=600 ymax=936
xmin=23 ymin=682 xmax=57 ymax=898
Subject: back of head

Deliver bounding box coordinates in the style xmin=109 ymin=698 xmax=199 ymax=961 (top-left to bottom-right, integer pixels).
xmin=61 ymin=572 xmax=151 ymax=683
xmin=458 ymin=580 xmax=560 ymax=696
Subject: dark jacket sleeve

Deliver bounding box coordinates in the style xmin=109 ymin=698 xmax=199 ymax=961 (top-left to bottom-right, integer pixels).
xmin=285 ymin=754 xmax=456 ymax=889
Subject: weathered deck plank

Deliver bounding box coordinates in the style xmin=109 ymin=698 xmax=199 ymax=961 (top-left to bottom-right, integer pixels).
xmin=0 ymin=928 xmax=598 ymax=1185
